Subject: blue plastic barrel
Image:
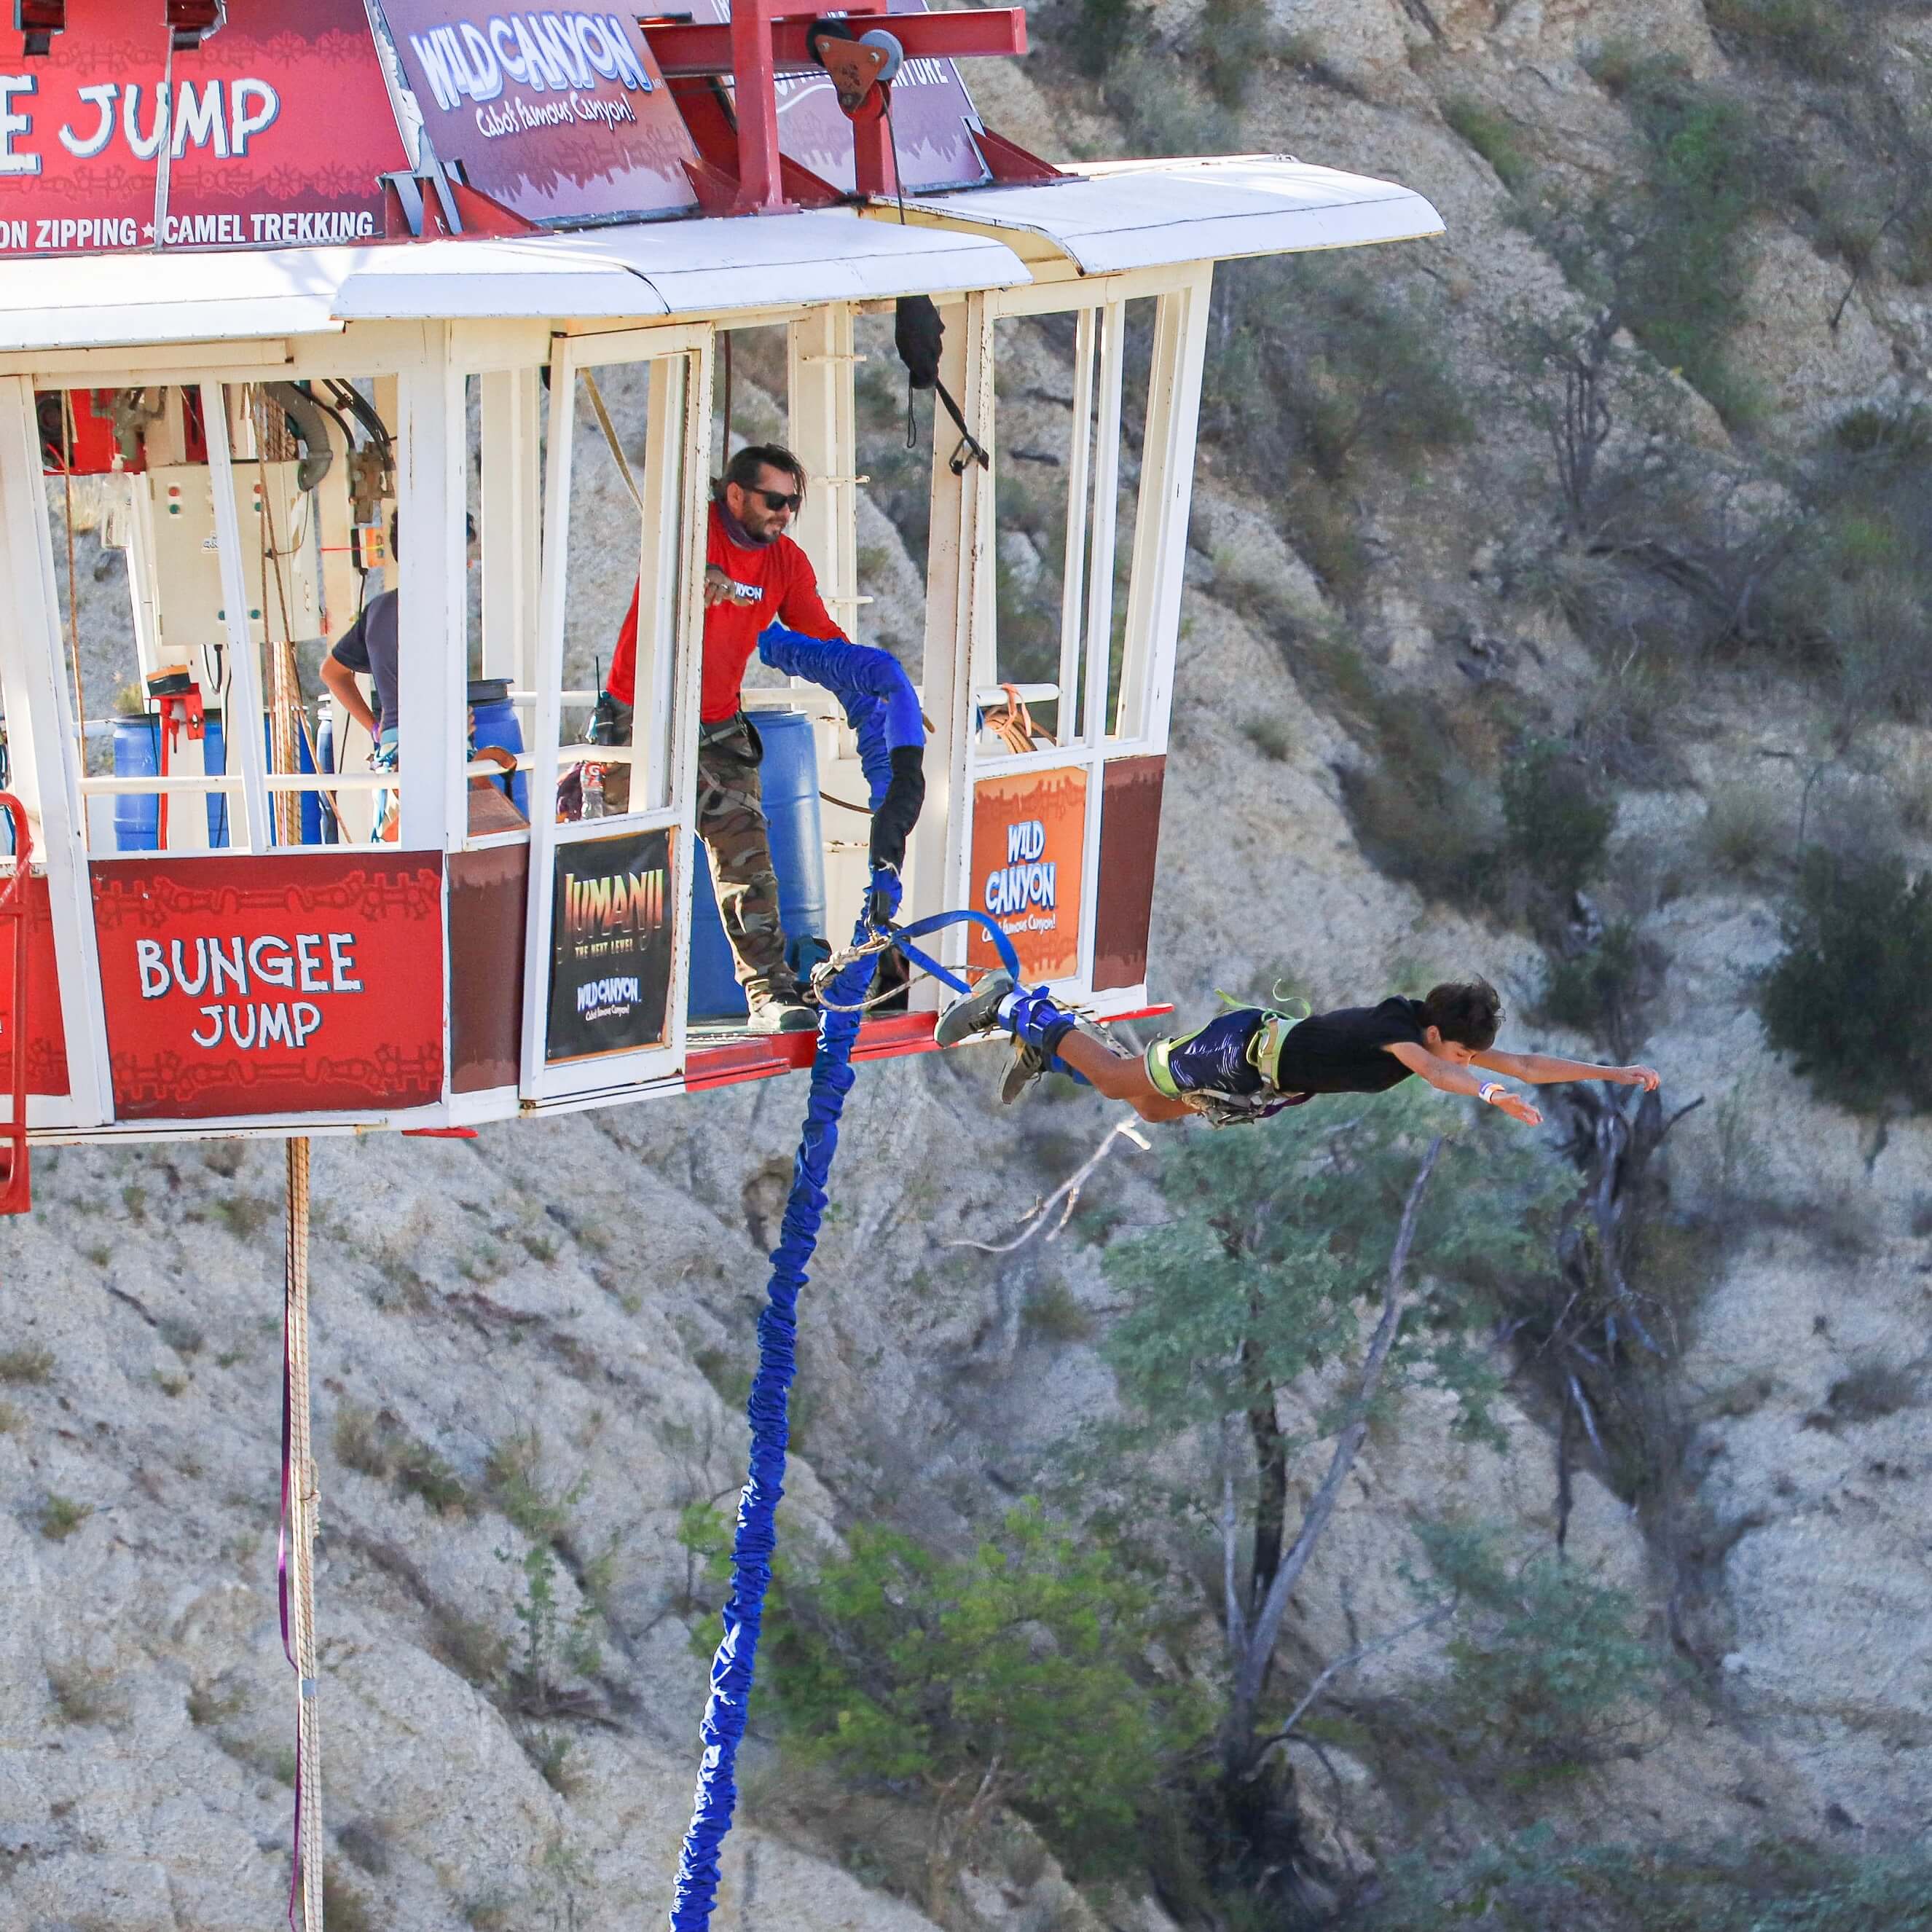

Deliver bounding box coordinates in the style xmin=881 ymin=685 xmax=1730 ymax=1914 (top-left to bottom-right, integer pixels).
xmin=111 ymin=712 xmax=319 ymax=852
xmin=687 ymin=710 xmax=828 ymax=1020
xmin=468 ymin=676 xmax=528 ymax=819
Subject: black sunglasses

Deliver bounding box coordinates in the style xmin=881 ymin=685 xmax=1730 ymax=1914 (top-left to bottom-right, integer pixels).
xmin=746 ymin=485 xmax=801 ymax=512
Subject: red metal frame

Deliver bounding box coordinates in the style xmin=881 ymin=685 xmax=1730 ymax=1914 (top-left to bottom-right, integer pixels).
xmin=643 ymin=1 xmax=1029 ymax=213
xmin=0 ymin=795 xmax=32 ymax=1215
xmin=684 ymin=1002 xmax=1174 ymax=1093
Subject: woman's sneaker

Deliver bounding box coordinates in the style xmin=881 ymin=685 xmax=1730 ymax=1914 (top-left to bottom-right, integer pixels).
xmin=1000 ymin=1039 xmax=1052 ymax=1104
xmin=935 ymin=970 xmax=1014 ymax=1048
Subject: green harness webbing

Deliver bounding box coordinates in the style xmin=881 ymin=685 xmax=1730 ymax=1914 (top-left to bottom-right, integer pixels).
xmin=1143 ymin=989 xmax=1313 ymax=1102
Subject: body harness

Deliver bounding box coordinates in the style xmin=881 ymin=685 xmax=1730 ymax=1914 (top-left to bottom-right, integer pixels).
xmin=1144 ymin=993 xmax=1317 ymax=1128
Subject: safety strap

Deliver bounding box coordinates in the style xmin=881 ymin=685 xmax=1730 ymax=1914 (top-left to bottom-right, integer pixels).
xmin=582 ymin=372 xmax=643 ymax=510
xmin=935 ymin=377 xmax=990 ymax=474
xmin=879 ymin=905 xmax=1020 ymax=996
xmin=1144 ymin=1018 xmax=1214 ymax=1100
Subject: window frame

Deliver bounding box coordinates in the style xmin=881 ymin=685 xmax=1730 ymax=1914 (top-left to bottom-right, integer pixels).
xmin=517 ymin=321 xmax=713 ymax=1104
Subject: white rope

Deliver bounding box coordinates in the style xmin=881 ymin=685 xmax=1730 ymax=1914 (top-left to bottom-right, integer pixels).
xmin=582 ymin=372 xmax=643 ymax=509
xmin=286 ymin=1136 xmax=324 ymax=1932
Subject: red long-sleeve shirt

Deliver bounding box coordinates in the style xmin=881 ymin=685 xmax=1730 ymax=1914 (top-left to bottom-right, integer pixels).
xmin=605 ymin=501 xmax=845 ymax=723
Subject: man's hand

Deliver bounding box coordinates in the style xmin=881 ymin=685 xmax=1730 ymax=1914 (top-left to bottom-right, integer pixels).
xmin=1617 ymin=1064 xmax=1662 ymax=1091
xmin=1491 ymin=1090 xmax=1544 ymax=1127
xmin=703 ymin=565 xmax=735 ymax=608
xmin=869 ymin=744 xmax=925 ymax=876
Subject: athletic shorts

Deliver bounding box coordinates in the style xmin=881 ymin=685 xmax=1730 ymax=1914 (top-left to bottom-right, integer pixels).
xmin=1146 ymin=1009 xmax=1270 ymax=1099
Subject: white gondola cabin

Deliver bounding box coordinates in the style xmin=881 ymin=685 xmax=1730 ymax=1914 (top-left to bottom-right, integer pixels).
xmin=0 ymin=0 xmax=1444 ymax=1206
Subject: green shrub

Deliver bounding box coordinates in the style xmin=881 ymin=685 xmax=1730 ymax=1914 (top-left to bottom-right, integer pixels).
xmin=0 ymin=1346 xmax=54 ymax=1385
xmin=1761 ymin=846 xmax=1932 ymax=1112
xmin=1021 ymin=1276 xmax=1095 ymax=1343
xmin=1536 ymin=922 xmax=1646 ymax=1051
xmin=1065 ymin=0 xmax=1139 ymax=77
xmin=39 ymin=1493 xmax=93 ymax=1542
xmin=531 ymin=1730 xmax=584 ymax=1798
xmin=1565 ymin=57 xmax=1770 ymax=423
xmin=334 ymin=1404 xmax=472 ymax=1516
xmin=1102 ymin=50 xmax=1239 ymax=159
xmin=763 ymin=1501 xmax=1208 ymax=1877
xmin=1501 ymin=738 xmax=1614 ymax=898
xmin=484 ymin=1429 xmax=586 ymax=1541
xmin=1201 ymin=256 xmax=1471 ymax=498
xmin=1240 ymin=715 xmax=1291 ymax=762
xmin=1198 ymin=0 xmax=1273 ymax=110
xmin=1415 ymin=1522 xmax=1663 ymax=1769
xmin=1363 ymin=1827 xmax=1932 ymax=1932
xmin=1700 ymin=780 xmax=1788 ymax=877
xmin=47 ymin=1660 xmax=125 ymax=1726
xmin=1704 ymin=0 xmax=1866 ymax=80
xmin=1444 ymin=96 xmax=1531 ymax=194
xmin=212 ymin=1193 xmax=278 ymax=1241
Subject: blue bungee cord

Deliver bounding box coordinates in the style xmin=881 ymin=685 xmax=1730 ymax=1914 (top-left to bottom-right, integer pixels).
xmin=669 ymin=629 xmax=1024 ymax=1932
xmin=666 ymin=866 xmax=894 ymax=1932
xmin=667 ymin=885 xmax=1026 ymax=1932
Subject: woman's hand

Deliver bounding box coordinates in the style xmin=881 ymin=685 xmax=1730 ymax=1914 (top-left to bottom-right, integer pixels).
xmin=1491 ymin=1090 xmax=1544 ymax=1127
xmin=1617 ymin=1064 xmax=1662 ymax=1091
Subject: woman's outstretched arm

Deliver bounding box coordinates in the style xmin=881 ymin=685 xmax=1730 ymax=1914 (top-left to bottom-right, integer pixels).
xmin=1474 ymin=1048 xmax=1659 ymax=1090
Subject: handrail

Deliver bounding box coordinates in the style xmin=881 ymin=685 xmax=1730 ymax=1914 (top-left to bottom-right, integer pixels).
xmin=0 ymin=793 xmax=33 ymax=1216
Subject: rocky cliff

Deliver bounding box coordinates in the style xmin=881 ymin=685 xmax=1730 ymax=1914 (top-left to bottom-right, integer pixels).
xmin=6 ymin=4 xmax=1932 ymax=1927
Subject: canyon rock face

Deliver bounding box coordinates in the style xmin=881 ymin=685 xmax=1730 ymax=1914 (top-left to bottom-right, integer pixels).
xmin=7 ymin=4 xmax=1932 ymax=1925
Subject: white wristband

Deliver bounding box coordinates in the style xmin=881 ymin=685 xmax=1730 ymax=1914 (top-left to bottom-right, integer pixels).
xmin=1479 ymin=1082 xmax=1504 ymax=1105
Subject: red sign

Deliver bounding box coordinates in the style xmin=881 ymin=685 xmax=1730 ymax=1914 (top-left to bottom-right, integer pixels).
xmin=92 ymin=853 xmax=445 ymax=1120
xmin=0 ymin=0 xmax=406 ymax=256
xmin=377 ymin=0 xmax=698 ymax=224
xmin=686 ymin=0 xmax=989 ymax=195
xmin=969 ymin=769 xmax=1086 ymax=983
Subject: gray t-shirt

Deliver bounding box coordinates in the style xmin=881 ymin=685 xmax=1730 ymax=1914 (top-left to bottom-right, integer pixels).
xmin=329 ymin=586 xmax=399 ymax=737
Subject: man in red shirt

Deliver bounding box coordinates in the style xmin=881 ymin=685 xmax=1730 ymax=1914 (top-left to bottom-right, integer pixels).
xmin=600 ymin=444 xmax=843 ymax=1034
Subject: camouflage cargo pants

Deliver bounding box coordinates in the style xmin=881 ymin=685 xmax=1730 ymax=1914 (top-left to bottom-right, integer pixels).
xmin=696 ymin=716 xmax=793 ymax=997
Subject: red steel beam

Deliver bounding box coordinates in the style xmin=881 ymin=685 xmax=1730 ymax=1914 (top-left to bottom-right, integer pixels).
xmin=644 ymin=9 xmax=1028 ymax=80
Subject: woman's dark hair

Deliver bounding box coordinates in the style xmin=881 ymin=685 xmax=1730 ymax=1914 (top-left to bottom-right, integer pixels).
xmin=723 ymin=442 xmax=807 ymax=506
xmin=1422 ymin=977 xmax=1502 ymax=1050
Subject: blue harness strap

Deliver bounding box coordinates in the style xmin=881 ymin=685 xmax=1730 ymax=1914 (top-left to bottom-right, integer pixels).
xmin=881 ymin=905 xmax=1021 ymax=994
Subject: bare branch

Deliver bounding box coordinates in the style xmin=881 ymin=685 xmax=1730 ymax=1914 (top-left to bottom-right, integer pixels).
xmin=1220 ymin=1415 xmax=1248 ymax=1662
xmin=1233 ymin=1136 xmax=1445 ymax=1713
xmin=1249 ymin=1601 xmax=1456 ymax=1762
xmin=943 ymin=1116 xmax=1152 ymax=1255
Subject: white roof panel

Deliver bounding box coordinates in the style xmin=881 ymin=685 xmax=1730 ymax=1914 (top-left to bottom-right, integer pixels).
xmin=893 ymin=154 xmax=1446 ymax=275
xmin=0 ymin=247 xmax=363 ymax=353
xmin=329 ymin=235 xmax=672 ymax=322
xmin=333 ymin=212 xmax=1027 ymax=318
xmin=0 ymin=210 xmax=1032 ymax=352
xmin=566 ymin=209 xmax=1031 ymax=315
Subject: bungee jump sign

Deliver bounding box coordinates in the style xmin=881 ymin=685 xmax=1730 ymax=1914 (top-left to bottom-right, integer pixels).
xmin=90 ymin=854 xmax=446 ymax=1120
